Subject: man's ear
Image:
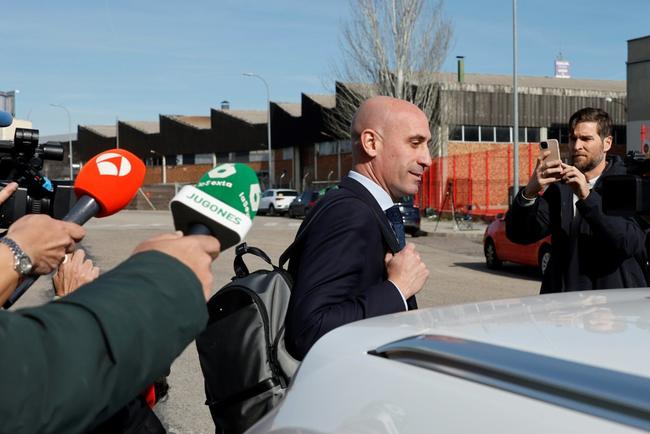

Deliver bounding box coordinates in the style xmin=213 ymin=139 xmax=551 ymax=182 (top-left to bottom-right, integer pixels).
xmin=359 ymin=129 xmax=379 ymax=158
xmin=603 ymin=135 xmax=613 ymax=153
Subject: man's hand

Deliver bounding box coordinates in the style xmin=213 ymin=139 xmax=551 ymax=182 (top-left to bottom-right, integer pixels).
xmin=561 ymin=163 xmax=590 ymax=200
xmin=524 ymin=150 xmax=563 ymax=198
xmin=53 ymin=249 xmax=100 ymax=297
xmin=7 ymin=215 xmax=86 ymax=275
xmin=132 ymin=232 xmax=221 ymax=300
xmin=385 ymin=243 xmax=429 ymax=300
xmin=0 ymin=182 xmax=18 ymax=205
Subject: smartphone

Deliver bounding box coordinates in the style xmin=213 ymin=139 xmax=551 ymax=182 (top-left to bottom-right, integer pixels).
xmin=540 ymin=139 xmax=561 ymax=162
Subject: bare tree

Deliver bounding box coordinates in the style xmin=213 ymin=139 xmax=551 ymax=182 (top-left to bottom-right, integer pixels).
xmin=330 ymin=0 xmax=453 ymax=154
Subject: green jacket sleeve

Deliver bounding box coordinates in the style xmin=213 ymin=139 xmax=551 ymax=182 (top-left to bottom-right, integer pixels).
xmin=0 ymin=250 xmax=208 ymax=434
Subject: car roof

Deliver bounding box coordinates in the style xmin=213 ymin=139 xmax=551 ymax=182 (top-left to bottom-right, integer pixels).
xmin=254 ymin=290 xmax=650 ymax=433
xmin=308 ymin=289 xmax=650 ymax=378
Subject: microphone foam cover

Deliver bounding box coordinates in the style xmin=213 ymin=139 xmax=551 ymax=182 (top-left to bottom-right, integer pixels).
xmin=0 ymin=111 xmax=13 ymax=128
xmin=74 ymin=149 xmax=145 ymax=217
xmin=170 ymin=163 xmax=261 ymax=249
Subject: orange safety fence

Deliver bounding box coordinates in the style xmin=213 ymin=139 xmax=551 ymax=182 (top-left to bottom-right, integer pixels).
xmin=415 ymin=143 xmax=539 ymax=219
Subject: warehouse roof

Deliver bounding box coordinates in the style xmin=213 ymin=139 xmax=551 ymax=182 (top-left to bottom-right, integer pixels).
xmin=122 ymin=121 xmax=160 ymax=134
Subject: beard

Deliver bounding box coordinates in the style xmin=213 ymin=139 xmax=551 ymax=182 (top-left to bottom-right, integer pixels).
xmin=572 ymin=152 xmax=604 ymax=173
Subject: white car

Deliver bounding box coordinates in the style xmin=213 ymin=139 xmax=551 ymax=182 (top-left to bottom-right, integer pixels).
xmin=258 ymin=189 xmax=298 ymax=216
xmin=249 ymin=289 xmax=650 ymax=433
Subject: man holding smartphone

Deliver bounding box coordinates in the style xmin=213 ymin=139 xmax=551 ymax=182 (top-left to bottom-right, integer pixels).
xmin=506 ymin=107 xmax=647 ymax=293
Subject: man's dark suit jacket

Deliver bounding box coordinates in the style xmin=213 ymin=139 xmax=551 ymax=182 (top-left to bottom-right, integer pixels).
xmin=0 ymin=251 xmax=208 ymax=434
xmin=285 ymin=176 xmax=416 ymax=360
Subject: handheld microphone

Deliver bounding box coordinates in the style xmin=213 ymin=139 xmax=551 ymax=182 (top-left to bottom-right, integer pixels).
xmin=3 ymin=149 xmax=145 ymax=308
xmin=170 ymin=163 xmax=261 ymax=250
xmin=0 ymin=111 xmax=13 ymax=128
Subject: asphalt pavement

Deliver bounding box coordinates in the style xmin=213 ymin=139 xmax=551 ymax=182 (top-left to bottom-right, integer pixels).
xmin=9 ymin=210 xmax=534 ymax=434
xmin=419 ymin=216 xmax=487 ymax=241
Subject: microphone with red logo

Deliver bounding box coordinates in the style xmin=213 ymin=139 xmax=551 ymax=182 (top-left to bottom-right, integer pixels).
xmin=3 ymin=149 xmax=145 ymax=308
xmin=170 ymin=163 xmax=261 ymax=250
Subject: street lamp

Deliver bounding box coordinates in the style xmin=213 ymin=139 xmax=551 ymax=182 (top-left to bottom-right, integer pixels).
xmin=605 ymin=97 xmax=628 ymax=113
xmin=50 ymin=103 xmax=73 ymax=180
xmin=512 ymin=0 xmax=519 ymax=197
xmin=243 ymin=72 xmax=273 ymax=188
xmin=150 ymin=150 xmax=166 ymax=184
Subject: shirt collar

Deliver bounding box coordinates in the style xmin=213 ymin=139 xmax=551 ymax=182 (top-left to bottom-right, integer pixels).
xmin=347 ymin=170 xmax=395 ymax=211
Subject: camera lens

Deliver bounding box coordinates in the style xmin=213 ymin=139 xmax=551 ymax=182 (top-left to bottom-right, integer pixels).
xmin=540 ymin=141 xmax=548 ymax=149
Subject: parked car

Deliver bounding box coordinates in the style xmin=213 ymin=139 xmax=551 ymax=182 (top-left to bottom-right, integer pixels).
xmin=287 ymin=190 xmax=319 ymax=218
xmin=258 ymin=189 xmax=298 ymax=216
xmin=249 ymin=289 xmax=650 ymax=434
xmin=288 ymin=186 xmax=338 ymax=219
xmin=483 ymin=212 xmax=552 ymax=275
xmin=396 ymin=195 xmax=423 ymax=236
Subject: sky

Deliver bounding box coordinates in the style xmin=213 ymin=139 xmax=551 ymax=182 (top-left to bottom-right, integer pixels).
xmin=2 ymin=0 xmax=649 ymax=136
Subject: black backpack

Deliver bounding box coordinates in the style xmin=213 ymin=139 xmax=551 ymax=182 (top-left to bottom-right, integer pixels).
xmin=195 ymin=202 xmax=335 ymax=434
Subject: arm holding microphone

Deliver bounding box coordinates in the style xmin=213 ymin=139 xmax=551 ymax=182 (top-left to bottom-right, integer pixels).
xmin=0 ymin=160 xmax=259 ymax=432
xmin=0 ymin=180 xmax=86 ymax=304
xmin=0 ymin=214 xmax=85 ymax=304
xmin=3 ymin=149 xmax=146 ymax=308
xmin=0 ymin=232 xmax=220 ymax=434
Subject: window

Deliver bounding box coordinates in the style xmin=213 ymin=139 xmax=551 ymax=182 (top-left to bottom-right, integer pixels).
xmin=464 ymin=125 xmax=479 ymax=142
xmin=195 ymin=153 xmax=213 ymax=164
xmin=496 ymin=127 xmax=511 ymax=142
xmin=559 ymin=127 xmax=570 ymax=144
xmin=613 ymin=126 xmax=626 ymax=145
xmin=480 ymin=126 xmax=494 ymax=142
xmin=249 ymin=150 xmax=269 ymax=162
xmin=449 ymin=126 xmax=462 ymax=141
xmin=518 ymin=128 xmax=526 ymax=142
xmin=527 ymin=128 xmax=540 ymax=143
xmin=318 ymin=141 xmax=337 ymax=156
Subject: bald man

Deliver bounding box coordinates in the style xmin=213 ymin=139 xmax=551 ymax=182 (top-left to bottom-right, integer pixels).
xmin=285 ymin=96 xmax=431 ymax=360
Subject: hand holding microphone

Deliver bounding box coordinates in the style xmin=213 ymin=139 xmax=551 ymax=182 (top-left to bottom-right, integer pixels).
xmin=8 ymin=215 xmax=85 ymax=275
xmin=133 ymin=232 xmax=221 ymax=300
xmin=170 ymin=163 xmax=261 ymax=250
xmin=3 ymin=149 xmax=145 ymax=308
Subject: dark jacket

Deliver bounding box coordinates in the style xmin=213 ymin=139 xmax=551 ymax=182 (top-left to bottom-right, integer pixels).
xmin=285 ymin=176 xmax=415 ymax=360
xmin=0 ymin=251 xmax=208 ymax=434
xmin=506 ymin=155 xmax=647 ymax=293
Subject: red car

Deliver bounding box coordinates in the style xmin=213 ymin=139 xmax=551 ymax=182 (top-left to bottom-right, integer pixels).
xmin=483 ymin=213 xmax=552 ymax=275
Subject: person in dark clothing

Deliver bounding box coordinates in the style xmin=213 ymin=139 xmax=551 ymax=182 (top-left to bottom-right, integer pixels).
xmin=506 ymin=107 xmax=647 ymax=293
xmin=285 ymin=96 xmax=431 ymax=360
xmin=0 ymin=232 xmax=220 ymax=433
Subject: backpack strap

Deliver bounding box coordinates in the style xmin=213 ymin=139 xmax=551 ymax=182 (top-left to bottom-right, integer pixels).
xmin=278 ymin=196 xmax=344 ymax=269
xmin=233 ymin=243 xmax=275 ymax=278
xmin=277 ymin=195 xmax=400 ymax=269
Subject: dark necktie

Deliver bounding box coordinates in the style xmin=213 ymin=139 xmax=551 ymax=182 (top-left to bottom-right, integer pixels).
xmin=385 ymin=205 xmax=405 ymax=250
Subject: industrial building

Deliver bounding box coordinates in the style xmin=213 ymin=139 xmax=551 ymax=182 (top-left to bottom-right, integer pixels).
xmin=3 ymin=40 xmax=645 ymax=211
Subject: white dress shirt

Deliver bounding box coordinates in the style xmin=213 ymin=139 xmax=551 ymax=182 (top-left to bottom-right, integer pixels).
xmin=347 ymin=170 xmax=408 ymax=310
